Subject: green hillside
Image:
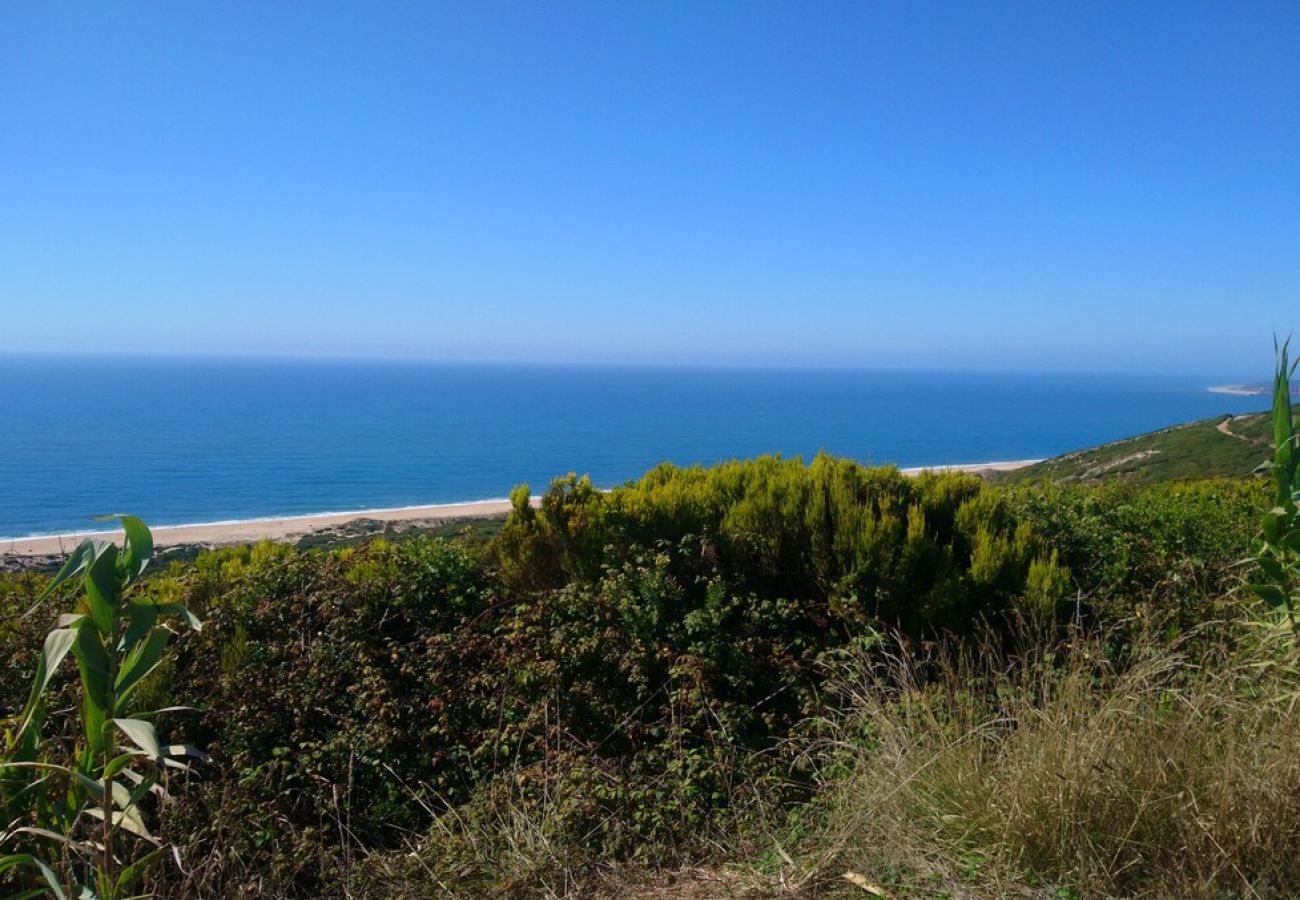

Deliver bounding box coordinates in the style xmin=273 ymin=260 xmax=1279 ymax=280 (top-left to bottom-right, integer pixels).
xmin=998 ymin=411 xmax=1276 ymax=484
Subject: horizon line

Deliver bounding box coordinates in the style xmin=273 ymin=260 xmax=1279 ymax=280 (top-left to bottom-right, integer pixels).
xmin=0 ymin=349 xmax=1261 ymax=382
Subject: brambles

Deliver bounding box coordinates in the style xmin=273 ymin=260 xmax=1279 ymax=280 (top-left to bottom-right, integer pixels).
xmin=0 ymin=516 xmax=202 ymax=899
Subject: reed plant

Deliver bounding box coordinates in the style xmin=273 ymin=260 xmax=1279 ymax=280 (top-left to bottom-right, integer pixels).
xmin=1 ymin=517 xmax=202 ymax=899
xmin=1249 ymin=337 xmax=1300 ymax=637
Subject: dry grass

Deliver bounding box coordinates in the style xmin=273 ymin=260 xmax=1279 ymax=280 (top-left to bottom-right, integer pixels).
xmin=766 ymin=623 xmax=1300 ymax=898
xmin=357 ymin=765 xmax=639 ymax=899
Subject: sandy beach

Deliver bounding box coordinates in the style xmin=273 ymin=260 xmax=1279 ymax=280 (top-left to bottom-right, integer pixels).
xmin=1 ymin=498 xmax=524 ymax=559
xmin=898 ymin=459 xmax=1040 ymax=476
xmin=1 ymin=460 xmax=1038 ymax=561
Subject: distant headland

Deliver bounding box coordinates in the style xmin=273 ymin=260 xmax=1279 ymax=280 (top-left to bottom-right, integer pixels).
xmin=1208 ymin=383 xmax=1297 ymax=397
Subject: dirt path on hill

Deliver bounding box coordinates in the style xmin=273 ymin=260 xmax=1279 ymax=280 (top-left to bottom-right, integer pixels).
xmin=1217 ymin=415 xmax=1251 ymax=442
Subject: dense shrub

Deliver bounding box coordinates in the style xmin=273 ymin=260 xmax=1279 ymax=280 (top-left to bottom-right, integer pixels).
xmin=498 ymin=455 xmax=1069 ymax=637
xmin=0 ymin=457 xmax=1274 ymax=896
xmin=1007 ymin=479 xmax=1264 ymax=629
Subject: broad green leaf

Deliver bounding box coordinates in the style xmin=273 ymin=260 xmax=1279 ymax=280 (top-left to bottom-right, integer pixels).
xmin=1259 ymin=556 xmax=1288 ymax=585
xmin=1249 ymin=583 xmax=1290 ymax=610
xmin=72 ymin=626 xmax=112 ymax=710
xmin=114 ymin=767 xmax=169 ymax=802
xmin=104 ymin=752 xmax=139 ymax=780
xmin=81 ymin=691 xmax=109 ymax=760
xmin=72 ymin=626 xmax=112 ymax=756
xmin=116 ymin=845 xmax=166 ymax=894
xmin=9 ymin=825 xmax=95 ymax=851
xmin=1274 ymin=338 xmax=1296 ymax=506
xmin=114 ymin=717 xmax=163 ymax=760
xmin=1279 ymin=529 xmax=1300 ymax=554
xmin=119 ymin=601 xmax=158 ymax=654
xmin=36 ymin=540 xmax=94 ymax=603
xmin=75 ymin=770 xmax=103 ymax=801
xmin=115 ymin=629 xmax=170 ymax=712
xmin=156 ymin=602 xmax=203 ymax=632
xmin=11 ymin=628 xmax=77 ymax=741
xmin=1264 ymin=510 xmax=1281 ymax=543
xmin=84 ymin=804 xmax=158 ymax=844
xmin=0 ymin=760 xmax=74 ymax=771
xmin=83 ymin=543 xmax=121 ymax=634
xmin=119 ymin=514 xmax=154 ymax=581
xmin=1275 ymin=340 xmax=1294 ymax=447
xmin=116 ymin=803 xmax=156 ymax=843
xmin=96 ymin=513 xmax=154 ymax=582
xmin=0 ymin=853 xmax=67 ymax=900
xmin=72 ymin=771 xmax=131 ymax=809
xmin=125 ymin=767 xmax=163 ymax=805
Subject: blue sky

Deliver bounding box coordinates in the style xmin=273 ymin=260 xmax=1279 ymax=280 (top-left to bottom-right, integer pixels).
xmin=2 ymin=2 xmax=1297 ymax=374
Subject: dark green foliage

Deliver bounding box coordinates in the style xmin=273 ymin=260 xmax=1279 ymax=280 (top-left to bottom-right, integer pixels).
xmin=0 ymin=455 xmax=1272 ymax=896
xmin=139 ymin=457 xmax=1077 ymax=892
xmin=1005 ymin=479 xmax=1265 ymax=629
xmin=504 ymin=455 xmax=1064 ymax=637
xmin=163 ymin=541 xmax=497 ymax=874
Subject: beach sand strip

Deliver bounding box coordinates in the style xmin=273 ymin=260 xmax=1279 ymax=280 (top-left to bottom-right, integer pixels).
xmin=2 ymin=460 xmax=1038 ymax=559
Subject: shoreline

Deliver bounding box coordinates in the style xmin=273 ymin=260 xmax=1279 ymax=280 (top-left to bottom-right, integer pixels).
xmin=897 ymin=458 xmax=1040 ymax=476
xmin=1 ymin=459 xmax=1040 ymax=559
xmin=1208 ymin=385 xmax=1266 ymax=396
xmin=1 ymin=497 xmax=525 ymax=558
xmin=1207 ymin=384 xmax=1297 ymax=397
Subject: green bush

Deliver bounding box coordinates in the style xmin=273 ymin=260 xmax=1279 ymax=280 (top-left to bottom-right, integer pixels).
xmin=0 ymin=456 xmax=1274 ymax=897
xmin=1007 ymin=479 xmax=1264 ymax=630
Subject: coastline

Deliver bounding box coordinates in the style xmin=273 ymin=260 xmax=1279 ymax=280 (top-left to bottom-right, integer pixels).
xmin=897 ymin=458 xmax=1040 ymax=476
xmin=1208 ymin=385 xmax=1266 ymax=396
xmin=1206 ymin=384 xmax=1297 ymax=397
xmin=1 ymin=497 xmax=525 ymax=559
xmin=0 ymin=459 xmax=1040 ymax=559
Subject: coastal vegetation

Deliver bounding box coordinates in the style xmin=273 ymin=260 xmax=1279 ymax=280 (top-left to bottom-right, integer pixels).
xmin=1 ymin=351 xmax=1297 ymax=898
xmin=998 ymin=409 xmax=1280 ymax=485
xmin=1 ymin=517 xmax=202 ymax=898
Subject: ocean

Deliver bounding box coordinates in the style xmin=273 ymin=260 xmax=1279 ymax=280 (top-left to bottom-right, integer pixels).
xmin=0 ymin=356 xmax=1267 ymax=538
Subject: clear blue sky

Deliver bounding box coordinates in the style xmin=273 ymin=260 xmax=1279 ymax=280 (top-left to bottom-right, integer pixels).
xmin=2 ymin=2 xmax=1297 ymax=374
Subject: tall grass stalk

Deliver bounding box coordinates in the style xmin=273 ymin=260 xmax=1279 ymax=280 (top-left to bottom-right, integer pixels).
xmin=1249 ymin=337 xmax=1300 ymax=637
xmin=0 ymin=517 xmax=202 ymax=899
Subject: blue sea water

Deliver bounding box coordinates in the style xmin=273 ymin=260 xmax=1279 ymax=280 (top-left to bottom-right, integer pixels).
xmin=0 ymin=356 xmax=1267 ymax=538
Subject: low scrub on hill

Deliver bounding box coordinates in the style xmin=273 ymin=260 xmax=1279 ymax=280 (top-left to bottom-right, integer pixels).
xmin=998 ymin=410 xmax=1285 ymax=485
xmin=2 ymin=450 xmax=1278 ymax=897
